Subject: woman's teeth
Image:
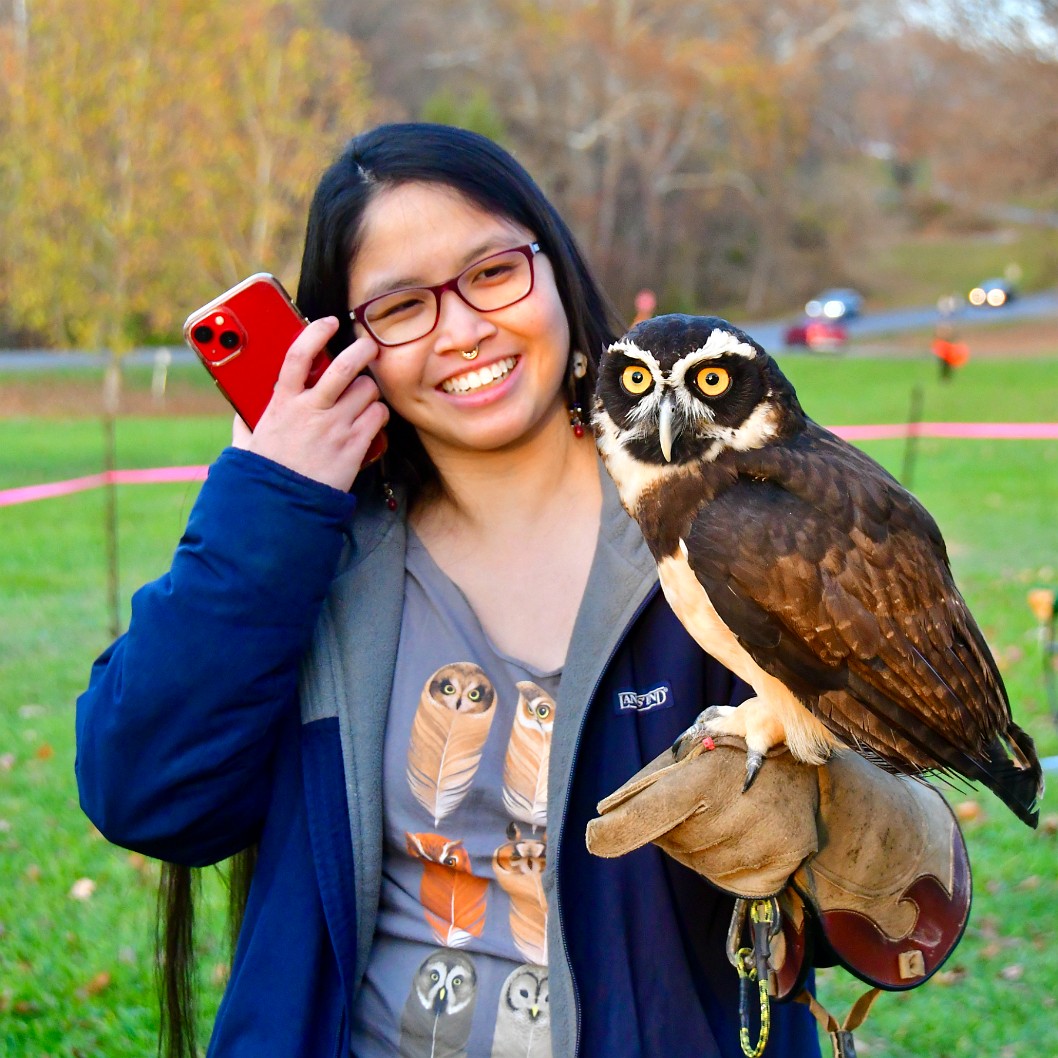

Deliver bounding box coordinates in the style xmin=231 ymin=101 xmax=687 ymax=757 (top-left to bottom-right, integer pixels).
xmin=441 ymin=356 xmax=518 ymax=394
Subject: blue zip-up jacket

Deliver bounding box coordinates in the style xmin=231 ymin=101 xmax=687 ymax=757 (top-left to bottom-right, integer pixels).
xmin=76 ymin=448 xmax=820 ymax=1058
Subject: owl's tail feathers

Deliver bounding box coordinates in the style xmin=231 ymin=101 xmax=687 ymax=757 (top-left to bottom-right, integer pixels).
xmin=984 ymin=722 xmax=1044 ymax=828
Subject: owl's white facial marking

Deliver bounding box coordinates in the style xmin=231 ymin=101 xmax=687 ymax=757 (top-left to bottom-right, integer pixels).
xmin=594 ymin=408 xmax=709 ymax=512
xmin=607 ymin=338 xmax=658 ymax=366
xmin=695 ymin=328 xmax=760 ymax=361
xmin=709 ymin=400 xmax=781 ymax=451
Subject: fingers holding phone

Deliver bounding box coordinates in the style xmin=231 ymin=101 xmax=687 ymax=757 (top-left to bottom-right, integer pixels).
xmin=186 ymin=274 xmax=388 ymax=492
xmin=248 ymin=319 xmax=390 ymax=491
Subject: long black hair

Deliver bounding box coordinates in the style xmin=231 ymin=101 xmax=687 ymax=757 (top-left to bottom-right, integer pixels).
xmin=156 ymin=123 xmax=620 ymax=1058
xmin=296 ymin=122 xmax=622 ymax=500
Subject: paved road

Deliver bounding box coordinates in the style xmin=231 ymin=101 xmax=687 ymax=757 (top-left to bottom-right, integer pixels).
xmin=733 ymin=289 xmax=1058 ymax=354
xmin=2 ymin=290 xmax=1056 ymax=369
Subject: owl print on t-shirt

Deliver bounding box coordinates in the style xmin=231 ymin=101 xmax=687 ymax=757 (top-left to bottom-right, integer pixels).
xmin=398 ymin=663 xmax=556 ymax=1058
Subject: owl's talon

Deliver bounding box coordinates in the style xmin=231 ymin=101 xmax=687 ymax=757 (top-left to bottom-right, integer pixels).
xmin=671 ymin=707 xmax=726 ymax=761
xmin=742 ymin=750 xmax=765 ymax=792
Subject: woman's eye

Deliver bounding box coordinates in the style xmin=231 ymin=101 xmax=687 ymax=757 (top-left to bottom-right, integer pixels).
xmin=695 ymin=366 xmax=731 ymax=397
xmin=476 ymin=262 xmax=515 ymax=282
xmin=621 ymin=364 xmax=653 ymax=395
xmin=368 ymin=291 xmax=429 ymax=322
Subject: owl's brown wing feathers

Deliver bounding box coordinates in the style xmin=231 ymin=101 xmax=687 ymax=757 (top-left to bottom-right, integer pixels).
xmin=685 ymin=423 xmax=1040 ymax=819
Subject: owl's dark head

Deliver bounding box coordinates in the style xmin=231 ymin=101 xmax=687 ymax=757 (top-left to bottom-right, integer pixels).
xmin=592 ymin=314 xmax=804 ymax=467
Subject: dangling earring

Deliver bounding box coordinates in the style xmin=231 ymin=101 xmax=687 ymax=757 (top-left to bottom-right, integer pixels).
xmin=569 ymin=403 xmax=586 ymax=438
xmin=379 ymin=455 xmax=398 ymax=512
xmin=568 ymin=350 xmax=589 ymax=437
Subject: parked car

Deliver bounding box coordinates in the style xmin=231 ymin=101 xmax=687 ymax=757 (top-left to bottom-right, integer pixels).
xmin=783 ymin=318 xmax=848 ymax=353
xmin=968 ymin=278 xmax=1016 ymax=308
xmin=804 ymin=287 xmax=863 ymax=320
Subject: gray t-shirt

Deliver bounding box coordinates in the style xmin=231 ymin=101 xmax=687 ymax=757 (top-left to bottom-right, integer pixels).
xmin=349 ymin=531 xmax=558 ymax=1058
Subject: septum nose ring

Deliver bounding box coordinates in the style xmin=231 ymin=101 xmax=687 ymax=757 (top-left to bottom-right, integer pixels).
xmin=461 ymin=346 xmax=480 ymax=360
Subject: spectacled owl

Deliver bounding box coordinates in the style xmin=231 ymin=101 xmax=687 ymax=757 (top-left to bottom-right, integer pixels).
xmin=592 ymin=314 xmax=1043 ymax=827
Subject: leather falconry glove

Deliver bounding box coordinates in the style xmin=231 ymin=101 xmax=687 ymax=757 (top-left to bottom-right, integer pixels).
xmin=585 ymin=736 xmax=971 ymax=1058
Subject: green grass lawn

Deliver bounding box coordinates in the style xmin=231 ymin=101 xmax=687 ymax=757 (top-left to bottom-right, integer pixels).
xmin=1 ymin=357 xmax=1056 ymax=1057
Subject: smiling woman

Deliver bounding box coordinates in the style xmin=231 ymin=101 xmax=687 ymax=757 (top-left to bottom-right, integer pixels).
xmin=73 ymin=123 xmax=826 ymax=1058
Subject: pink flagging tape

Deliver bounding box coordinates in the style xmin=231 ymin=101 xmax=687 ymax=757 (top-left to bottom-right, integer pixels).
xmin=1 ymin=423 xmax=1055 ymax=508
xmin=831 ymin=422 xmax=1058 ymax=441
xmin=0 ymin=466 xmax=208 ymax=508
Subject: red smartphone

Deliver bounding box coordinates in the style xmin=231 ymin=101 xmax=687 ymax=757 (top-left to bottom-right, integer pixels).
xmin=184 ymin=272 xmax=386 ymax=462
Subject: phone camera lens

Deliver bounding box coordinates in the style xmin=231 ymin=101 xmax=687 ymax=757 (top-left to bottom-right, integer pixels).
xmin=218 ymin=330 xmax=240 ymax=350
xmin=192 ymin=324 xmax=214 ymax=344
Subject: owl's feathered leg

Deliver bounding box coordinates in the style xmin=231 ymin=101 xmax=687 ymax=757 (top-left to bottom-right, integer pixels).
xmin=671 ymin=705 xmax=766 ymax=789
xmin=673 ymin=698 xmax=834 ymax=791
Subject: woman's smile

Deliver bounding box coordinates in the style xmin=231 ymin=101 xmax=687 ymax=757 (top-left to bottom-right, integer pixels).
xmin=439 ymin=355 xmax=520 ymax=395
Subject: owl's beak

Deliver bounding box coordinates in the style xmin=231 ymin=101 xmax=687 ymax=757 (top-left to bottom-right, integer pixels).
xmin=659 ymin=395 xmax=676 ymax=462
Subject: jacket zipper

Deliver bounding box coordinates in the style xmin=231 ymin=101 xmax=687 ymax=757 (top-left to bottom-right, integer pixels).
xmin=333 ymin=1004 xmax=347 ymax=1058
xmin=554 ymin=585 xmax=659 ymax=1058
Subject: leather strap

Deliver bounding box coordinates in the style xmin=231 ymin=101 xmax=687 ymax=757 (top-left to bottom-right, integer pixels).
xmin=794 ymin=986 xmax=881 ymax=1058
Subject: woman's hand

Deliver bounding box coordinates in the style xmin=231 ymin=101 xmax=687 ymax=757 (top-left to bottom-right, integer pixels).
xmin=231 ymin=317 xmax=389 ymax=492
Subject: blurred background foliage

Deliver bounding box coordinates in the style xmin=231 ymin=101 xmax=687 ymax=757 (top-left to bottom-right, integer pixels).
xmin=1 ymin=0 xmax=1057 ymax=349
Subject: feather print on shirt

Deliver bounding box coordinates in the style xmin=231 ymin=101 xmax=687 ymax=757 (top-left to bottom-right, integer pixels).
xmin=501 ymin=681 xmax=555 ymax=833
xmin=492 ymin=823 xmax=548 ymax=966
xmin=406 ymin=832 xmax=488 ymax=948
xmin=407 ymin=662 xmax=497 ymax=826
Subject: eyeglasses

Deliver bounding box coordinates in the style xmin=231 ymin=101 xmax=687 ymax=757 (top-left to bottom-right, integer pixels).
xmin=349 ymin=242 xmax=541 ymax=347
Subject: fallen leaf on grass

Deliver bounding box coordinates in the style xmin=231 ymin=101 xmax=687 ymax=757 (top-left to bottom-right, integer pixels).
xmin=994 ymin=646 xmax=1024 ymax=672
xmin=118 ymin=946 xmax=136 ymax=965
xmin=69 ymin=878 xmax=96 ymax=901
xmin=34 ymin=743 xmax=54 ymax=761
xmin=0 ymin=753 xmax=15 ymax=771
xmin=24 ymin=864 xmax=41 ymax=882
xmin=76 ymin=971 xmax=112 ymax=998
xmin=1015 ymin=875 xmax=1040 ymax=891
xmin=211 ymin=962 xmax=230 ymax=987
xmin=0 ymin=819 xmax=11 ymax=833
xmin=954 ymin=800 xmax=984 ymax=822
xmin=999 ymin=964 xmax=1024 ymax=981
xmin=1041 ymin=815 xmax=1058 ymax=836
xmin=932 ymin=966 xmax=967 ymax=986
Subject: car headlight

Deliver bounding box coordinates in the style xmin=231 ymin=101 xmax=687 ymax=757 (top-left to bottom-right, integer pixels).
xmin=968 ymin=287 xmax=986 ymax=306
xmin=823 ymin=300 xmax=845 ymax=318
xmin=986 ymin=288 xmax=1006 ymax=307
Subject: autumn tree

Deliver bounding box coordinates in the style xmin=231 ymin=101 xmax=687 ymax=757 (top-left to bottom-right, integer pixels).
xmin=340 ymin=0 xmax=876 ymax=317
xmin=0 ymin=0 xmax=373 ymax=349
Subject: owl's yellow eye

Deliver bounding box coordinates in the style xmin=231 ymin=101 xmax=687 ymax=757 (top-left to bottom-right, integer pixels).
xmin=695 ymin=365 xmax=731 ymax=397
xmin=621 ymin=364 xmax=653 ymax=395
xmin=537 ymin=704 xmax=550 ymax=718
xmin=468 ymin=688 xmax=481 ymax=701
xmin=442 ymin=683 xmax=455 ymax=696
